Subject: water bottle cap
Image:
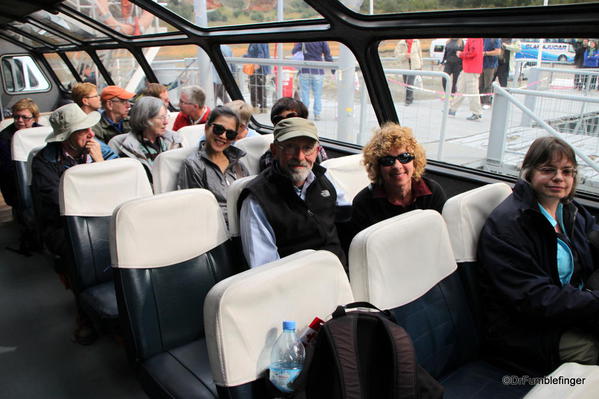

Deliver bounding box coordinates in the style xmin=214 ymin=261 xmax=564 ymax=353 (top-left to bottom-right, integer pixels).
xmin=282 ymin=320 xmax=296 ymax=331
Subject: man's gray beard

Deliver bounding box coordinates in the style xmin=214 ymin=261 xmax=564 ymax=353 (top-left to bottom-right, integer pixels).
xmin=287 ymin=166 xmax=311 ymax=185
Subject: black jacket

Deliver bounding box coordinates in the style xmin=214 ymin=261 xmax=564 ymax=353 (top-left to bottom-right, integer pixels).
xmin=240 ymin=161 xmax=346 ymax=265
xmin=477 ymin=179 xmax=599 ymax=374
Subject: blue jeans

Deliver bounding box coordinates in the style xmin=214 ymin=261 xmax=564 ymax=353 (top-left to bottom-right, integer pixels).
xmin=299 ymin=74 xmax=324 ymax=116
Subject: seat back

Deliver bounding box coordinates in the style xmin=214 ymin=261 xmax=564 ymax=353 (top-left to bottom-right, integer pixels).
xmin=349 ymin=210 xmax=478 ymax=379
xmin=60 ymin=158 xmax=152 ymax=293
xmin=320 ymin=154 xmax=370 ymax=202
xmin=151 ymin=145 xmax=197 ymax=193
xmin=204 ymin=250 xmax=353 ymax=397
xmin=234 ymin=133 xmax=273 ymax=175
xmin=441 ymin=182 xmax=512 ymax=329
xmin=177 ymin=124 xmax=205 ymax=147
xmin=166 ymin=111 xmax=178 ymax=131
xmin=112 ymin=189 xmax=242 ymax=364
xmin=0 ymin=118 xmax=13 ymax=131
xmin=226 ymin=175 xmax=257 ymax=237
xmin=11 ymin=126 xmax=52 ymax=229
xmin=107 ymin=133 xmax=127 ymax=153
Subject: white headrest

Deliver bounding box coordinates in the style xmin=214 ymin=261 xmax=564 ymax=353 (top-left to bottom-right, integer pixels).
xmin=59 ymin=158 xmax=152 ymax=216
xmin=204 ymin=249 xmax=353 ymax=387
xmin=349 ymin=209 xmax=457 ymax=309
xmin=442 ymin=183 xmax=512 ymax=262
xmin=111 ymin=189 xmax=229 ymax=269
xmin=177 ymin=124 xmax=205 ymax=147
xmin=320 ymin=154 xmax=370 ymax=202
xmin=0 ymin=118 xmax=13 ymax=131
xmin=235 ymin=134 xmax=273 ymax=175
xmin=166 ymin=111 xmax=178 ymax=131
xmin=151 ymin=146 xmax=197 ymax=193
xmin=226 ymin=175 xmax=257 ymax=237
xmin=11 ymin=126 xmax=53 ymax=161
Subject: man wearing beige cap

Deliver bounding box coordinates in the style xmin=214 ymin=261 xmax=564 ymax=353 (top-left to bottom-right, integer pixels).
xmin=239 ymin=117 xmax=349 ymax=268
xmin=92 ymin=85 xmax=134 ymax=143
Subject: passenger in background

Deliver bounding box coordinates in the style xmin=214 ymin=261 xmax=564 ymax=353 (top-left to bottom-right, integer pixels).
xmin=140 ymin=82 xmax=170 ymax=107
xmin=173 ymin=85 xmax=210 ymax=131
xmin=394 ymin=39 xmax=422 ymax=106
xmin=239 ymin=117 xmax=349 ymax=268
xmin=441 ymin=38 xmax=463 ymax=94
xmin=0 ymin=98 xmax=41 ymax=208
xmin=177 ymin=106 xmax=248 ymax=220
xmin=92 ymin=85 xmax=134 ymax=142
xmin=225 ymin=100 xmax=258 ymax=140
xmin=119 ymin=96 xmax=183 ymax=181
xmin=350 ymin=123 xmax=446 ymax=236
xmin=478 ymin=136 xmax=599 ymax=375
xmin=71 ymin=82 xmax=101 ymax=114
xmin=259 ymin=97 xmax=328 ymax=172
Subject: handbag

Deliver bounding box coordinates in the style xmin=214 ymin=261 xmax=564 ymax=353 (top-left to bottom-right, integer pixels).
xmin=243 ymin=63 xmax=257 ymax=75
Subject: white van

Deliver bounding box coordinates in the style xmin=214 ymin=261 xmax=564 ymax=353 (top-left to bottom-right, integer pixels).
xmin=429 ymin=38 xmax=448 ymax=64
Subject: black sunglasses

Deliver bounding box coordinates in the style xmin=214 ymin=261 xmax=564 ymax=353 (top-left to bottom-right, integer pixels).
xmin=378 ymin=152 xmax=415 ymax=167
xmin=210 ymin=123 xmax=238 ymax=140
xmin=272 ymin=112 xmax=298 ymax=125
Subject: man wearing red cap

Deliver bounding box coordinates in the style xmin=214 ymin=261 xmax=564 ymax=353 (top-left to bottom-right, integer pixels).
xmin=92 ymin=85 xmax=135 ymax=143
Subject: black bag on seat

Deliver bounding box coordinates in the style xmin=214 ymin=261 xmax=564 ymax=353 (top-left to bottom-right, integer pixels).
xmin=291 ymin=302 xmax=443 ymax=399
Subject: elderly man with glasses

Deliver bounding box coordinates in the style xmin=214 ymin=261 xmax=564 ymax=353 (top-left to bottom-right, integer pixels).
xmin=92 ymin=85 xmax=134 ymax=143
xmin=173 ymin=85 xmax=211 ymax=131
xmin=239 ymin=117 xmax=349 ymax=268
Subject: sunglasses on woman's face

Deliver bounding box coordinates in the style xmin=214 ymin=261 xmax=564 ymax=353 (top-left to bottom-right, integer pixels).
xmin=272 ymin=112 xmax=298 ymax=125
xmin=378 ymin=152 xmax=415 ymax=167
xmin=210 ymin=123 xmax=238 ymax=140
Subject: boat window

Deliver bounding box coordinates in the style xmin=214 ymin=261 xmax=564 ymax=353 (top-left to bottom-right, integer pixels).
xmin=10 ymin=22 xmax=70 ymax=46
xmin=2 ymin=29 xmax=45 ymax=48
xmin=378 ymin=37 xmax=599 ymax=196
xmin=1 ymin=55 xmax=51 ymax=93
xmin=227 ymin=41 xmax=375 ymax=143
xmin=65 ymin=51 xmax=97 ymax=85
xmin=43 ymin=53 xmax=78 ymax=90
xmin=65 ymin=0 xmax=173 ymax=36
xmin=159 ymin=0 xmax=322 ymax=28
xmin=96 ymin=48 xmax=145 ymax=92
xmin=338 ymin=0 xmax=599 ymax=15
xmin=30 ymin=10 xmax=107 ymax=40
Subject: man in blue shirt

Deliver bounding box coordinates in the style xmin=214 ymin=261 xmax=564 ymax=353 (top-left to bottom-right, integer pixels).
xmin=292 ymin=42 xmax=334 ymax=121
xmin=479 ymin=38 xmax=502 ymax=109
xmin=245 ymin=43 xmax=271 ymax=111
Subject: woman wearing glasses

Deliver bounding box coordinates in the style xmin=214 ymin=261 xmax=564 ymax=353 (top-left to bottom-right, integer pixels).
xmin=0 ymin=98 xmax=41 ymax=207
xmin=119 ymin=96 xmax=183 ymax=181
xmin=178 ymin=106 xmax=248 ymax=221
xmin=350 ymin=123 xmax=446 ymax=236
xmin=478 ymin=136 xmax=599 ymax=375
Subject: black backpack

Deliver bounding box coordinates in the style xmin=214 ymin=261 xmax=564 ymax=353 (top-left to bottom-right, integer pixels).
xmin=277 ymin=302 xmax=444 ymax=399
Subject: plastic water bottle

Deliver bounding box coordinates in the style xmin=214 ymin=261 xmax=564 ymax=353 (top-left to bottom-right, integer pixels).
xmin=269 ymin=320 xmax=305 ymax=393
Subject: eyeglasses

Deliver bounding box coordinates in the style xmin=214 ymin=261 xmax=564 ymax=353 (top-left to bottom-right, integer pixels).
xmin=536 ymin=166 xmax=577 ymax=178
xmin=154 ymin=114 xmax=168 ymax=121
xmin=85 ymin=94 xmax=100 ymax=99
xmin=277 ymin=142 xmax=318 ymax=156
xmin=109 ymin=98 xmax=131 ymax=105
xmin=378 ymin=152 xmax=415 ymax=167
xmin=210 ymin=123 xmax=238 ymax=140
xmin=272 ymin=112 xmax=298 ymax=125
xmin=178 ymin=100 xmax=195 ymax=107
xmin=13 ymin=114 xmax=34 ymax=121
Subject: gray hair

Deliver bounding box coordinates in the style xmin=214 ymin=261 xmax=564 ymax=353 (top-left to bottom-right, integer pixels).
xmin=129 ymin=96 xmax=165 ymax=134
xmin=180 ymin=85 xmax=206 ymax=107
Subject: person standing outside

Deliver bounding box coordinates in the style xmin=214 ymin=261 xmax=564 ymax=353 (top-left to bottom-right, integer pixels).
xmin=292 ymin=41 xmax=334 ymax=120
xmin=394 ymin=39 xmax=423 ymax=106
xmin=245 ymin=43 xmax=271 ymax=112
xmin=574 ymin=39 xmax=588 ymax=90
xmin=479 ymin=38 xmax=502 ymax=109
xmin=448 ymin=38 xmax=484 ymax=121
xmin=441 ymin=38 xmax=463 ymax=94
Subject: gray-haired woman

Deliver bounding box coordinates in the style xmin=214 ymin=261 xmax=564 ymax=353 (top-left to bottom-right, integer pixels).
xmin=119 ymin=96 xmax=183 ymax=181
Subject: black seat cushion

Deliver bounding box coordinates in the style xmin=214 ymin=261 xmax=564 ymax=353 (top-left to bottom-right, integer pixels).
xmin=79 ymin=281 xmax=118 ymax=319
xmin=439 ymin=360 xmax=531 ymax=399
xmin=140 ymin=338 xmax=217 ymax=398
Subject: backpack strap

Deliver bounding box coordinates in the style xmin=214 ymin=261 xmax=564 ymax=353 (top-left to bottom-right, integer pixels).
xmin=379 ymin=317 xmax=418 ymax=399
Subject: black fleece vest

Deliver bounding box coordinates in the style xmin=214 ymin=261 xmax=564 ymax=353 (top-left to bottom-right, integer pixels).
xmin=241 ymin=163 xmax=346 ymax=265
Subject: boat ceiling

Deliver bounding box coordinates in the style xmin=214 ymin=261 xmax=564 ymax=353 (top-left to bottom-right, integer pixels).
xmin=0 ymin=0 xmax=65 ymax=27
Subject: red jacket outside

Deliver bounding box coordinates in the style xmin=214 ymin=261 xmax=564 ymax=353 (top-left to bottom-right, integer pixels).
xmin=460 ymin=38 xmax=484 ymax=74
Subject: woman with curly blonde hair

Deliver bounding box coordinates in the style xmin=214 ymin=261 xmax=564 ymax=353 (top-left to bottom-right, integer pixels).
xmin=351 ymin=123 xmax=446 ymax=235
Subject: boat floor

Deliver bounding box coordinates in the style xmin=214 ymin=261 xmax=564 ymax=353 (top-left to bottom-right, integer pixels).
xmin=0 ymin=201 xmax=146 ymax=398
